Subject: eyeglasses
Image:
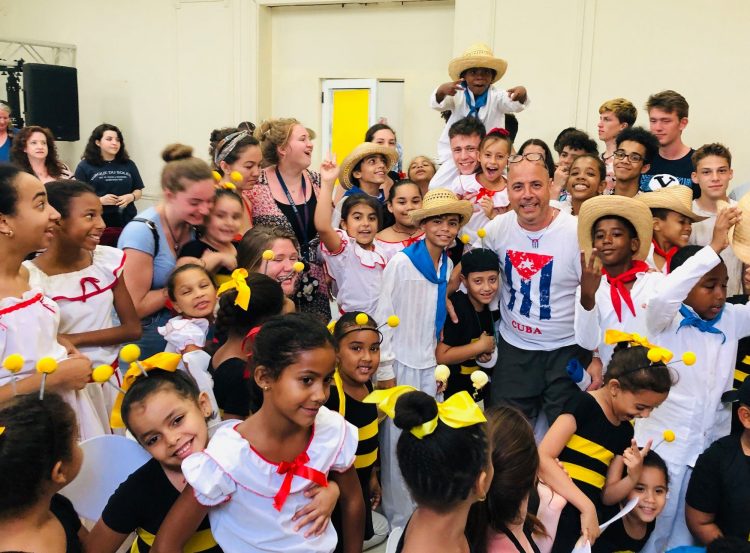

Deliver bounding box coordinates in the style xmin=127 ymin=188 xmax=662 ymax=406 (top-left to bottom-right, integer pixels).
xmin=508 ymin=153 xmax=545 ymax=163
xmin=613 ymin=150 xmax=644 ymax=163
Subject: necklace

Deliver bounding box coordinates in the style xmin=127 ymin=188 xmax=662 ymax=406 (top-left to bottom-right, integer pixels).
xmin=162 ymin=208 xmax=185 ymax=253
xmin=391 ymin=223 xmax=418 ymax=237
xmin=522 ymin=210 xmax=555 ymax=249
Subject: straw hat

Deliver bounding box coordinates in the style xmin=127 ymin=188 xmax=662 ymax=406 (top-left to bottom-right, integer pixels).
xmin=409 ymin=188 xmax=473 ymax=226
xmin=637 ymin=185 xmax=707 ymax=222
xmin=448 ymin=43 xmax=508 ymax=83
xmin=338 ymin=143 xmax=399 ymax=190
xmin=577 ymin=195 xmax=653 ymax=261
xmin=725 ymin=194 xmax=750 ymax=263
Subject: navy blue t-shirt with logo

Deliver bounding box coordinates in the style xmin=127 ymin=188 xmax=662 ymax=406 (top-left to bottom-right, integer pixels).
xmin=74 ymin=158 xmax=145 ymax=227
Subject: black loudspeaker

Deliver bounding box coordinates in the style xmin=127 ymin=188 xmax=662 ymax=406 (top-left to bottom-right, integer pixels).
xmin=22 ymin=63 xmax=79 ymax=141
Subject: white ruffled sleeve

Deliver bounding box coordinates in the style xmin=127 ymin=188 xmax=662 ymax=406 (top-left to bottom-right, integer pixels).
xmin=158 ymin=317 xmax=209 ymax=352
xmin=330 ymin=418 xmax=359 ymax=473
xmin=182 ymin=451 xmax=236 ymax=506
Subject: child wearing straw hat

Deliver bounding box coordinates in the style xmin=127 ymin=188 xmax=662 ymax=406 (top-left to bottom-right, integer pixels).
xmin=331 ymin=142 xmax=399 ymax=229
xmin=632 ymin=206 xmax=749 ymax=552
xmin=638 ymin=184 xmax=707 ymax=273
xmin=575 ymin=195 xmax=658 ymax=370
xmin=429 ymin=42 xmax=529 ymax=190
xmin=375 ymin=188 xmax=472 ymax=529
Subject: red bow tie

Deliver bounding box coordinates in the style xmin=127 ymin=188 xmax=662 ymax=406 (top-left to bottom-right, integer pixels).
xmin=273 ymin=451 xmax=328 ymax=511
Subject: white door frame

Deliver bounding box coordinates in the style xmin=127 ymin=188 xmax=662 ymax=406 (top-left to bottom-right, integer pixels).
xmin=321 ymin=78 xmax=378 ymax=157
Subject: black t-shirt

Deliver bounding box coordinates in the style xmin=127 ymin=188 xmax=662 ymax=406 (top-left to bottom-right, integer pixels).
xmin=101 ymin=458 xmax=222 ymax=552
xmin=441 ymin=290 xmax=496 ymax=400
xmin=210 ymin=357 xmax=251 ymax=418
xmin=639 ymin=149 xmax=696 ymax=194
xmin=592 ymin=517 xmax=655 ymax=552
xmin=74 ymin=159 xmax=145 ymax=227
xmin=685 ymin=434 xmax=750 ymax=541
xmin=178 ymin=240 xmax=234 ymax=278
xmin=276 ymin=195 xmax=318 ymax=261
xmin=50 ymin=493 xmax=82 ymax=553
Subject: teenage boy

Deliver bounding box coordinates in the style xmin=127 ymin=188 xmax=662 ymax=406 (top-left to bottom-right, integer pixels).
xmin=612 ymin=127 xmax=660 ymax=197
xmin=634 ymin=207 xmax=744 ymax=553
xmin=481 ymin=157 xmax=586 ymax=424
xmin=575 ymin=195 xmax=658 ymax=370
xmin=597 ymin=98 xmax=637 ymax=193
xmin=430 ymin=43 xmax=529 ymax=189
xmin=430 ymin=116 xmax=487 ymax=190
xmin=641 ymin=90 xmax=696 ymax=194
xmin=639 ymin=185 xmax=706 ymax=273
xmin=688 ymin=143 xmax=743 ymax=296
xmin=685 ymin=377 xmax=750 ymax=545
xmin=551 ymin=129 xmax=598 ymax=203
xmin=332 ymin=142 xmax=398 ymax=228
xmin=437 ymin=248 xmax=500 ymax=401
xmin=376 ymin=188 xmax=472 ymax=529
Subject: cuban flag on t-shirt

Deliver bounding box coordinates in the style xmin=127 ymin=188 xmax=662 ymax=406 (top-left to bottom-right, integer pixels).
xmin=504 ymin=250 xmax=553 ymax=320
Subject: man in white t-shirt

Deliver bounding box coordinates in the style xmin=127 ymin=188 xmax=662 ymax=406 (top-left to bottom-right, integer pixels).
xmin=480 ymin=156 xmax=586 ymax=424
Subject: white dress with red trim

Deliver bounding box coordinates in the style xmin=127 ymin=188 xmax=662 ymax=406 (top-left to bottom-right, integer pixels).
xmin=374 ymin=232 xmax=425 ymax=262
xmin=0 ymin=288 xmax=109 ymax=439
xmin=448 ymin=174 xmax=510 ymax=243
xmin=182 ymin=406 xmax=357 ymax=553
xmin=319 ymin=229 xmax=386 ymax=317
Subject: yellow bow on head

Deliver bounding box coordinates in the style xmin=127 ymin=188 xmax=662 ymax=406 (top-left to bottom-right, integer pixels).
xmin=0 ymin=426 xmax=5 ymax=436
xmin=110 ymin=352 xmax=182 ymax=429
xmin=604 ymin=329 xmax=673 ymax=363
xmin=216 ymin=268 xmax=251 ymax=310
xmin=363 ymin=386 xmax=486 ymax=439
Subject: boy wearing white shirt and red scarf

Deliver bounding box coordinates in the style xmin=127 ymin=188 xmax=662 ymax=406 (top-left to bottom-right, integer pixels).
xmin=375 ymin=188 xmax=472 ymax=529
xmin=575 ymin=195 xmax=661 ymax=371
xmin=634 ymin=206 xmax=744 ymax=553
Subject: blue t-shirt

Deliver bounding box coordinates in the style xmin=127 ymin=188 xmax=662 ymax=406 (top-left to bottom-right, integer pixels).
xmin=0 ymin=130 xmax=16 ymax=162
xmin=75 ymin=158 xmax=145 ymax=227
xmin=117 ymin=207 xmax=195 ymax=290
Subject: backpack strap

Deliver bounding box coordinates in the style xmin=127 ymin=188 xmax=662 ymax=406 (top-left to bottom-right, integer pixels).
xmin=131 ymin=218 xmax=159 ymax=258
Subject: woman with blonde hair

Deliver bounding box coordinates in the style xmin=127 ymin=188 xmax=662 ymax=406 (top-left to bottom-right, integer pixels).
xmin=117 ymin=144 xmax=216 ymax=356
xmin=247 ymin=118 xmax=329 ymax=319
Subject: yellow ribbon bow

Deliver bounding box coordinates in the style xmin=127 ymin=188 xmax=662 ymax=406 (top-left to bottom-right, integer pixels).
xmin=363 ymin=386 xmax=486 ymax=439
xmin=603 ymin=330 xmax=673 ymax=363
xmin=0 ymin=426 xmax=5 ymax=436
xmin=216 ymin=268 xmax=251 ymax=310
xmin=110 ymin=352 xmax=182 ymax=429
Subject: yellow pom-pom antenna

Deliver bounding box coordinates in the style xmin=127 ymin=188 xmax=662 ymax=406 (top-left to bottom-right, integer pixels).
xmin=262 ymin=249 xmax=275 ymax=261
xmin=92 ymin=364 xmax=125 ymax=394
xmin=681 ymin=351 xmax=696 ymax=366
xmin=293 ymin=261 xmax=305 ymax=273
xmin=647 ymin=348 xmax=661 ymax=363
xmin=386 ymin=315 xmax=400 ymax=328
xmin=3 ymin=353 xmax=24 ymax=395
xmin=223 ymin=182 xmax=236 ymax=191
xmin=120 ymin=344 xmax=141 ymax=364
xmin=470 ymin=370 xmax=489 ymax=391
xmin=230 ymin=171 xmax=243 ymax=184
xmin=355 ymin=313 xmax=369 ymax=325
xmin=212 ymin=170 xmax=222 ymax=183
xmin=477 ymin=228 xmax=487 ymax=239
xmin=459 ymin=233 xmax=470 ymax=244
xmin=434 ymin=364 xmax=450 ymax=384
xmin=36 ymin=357 xmax=58 ymax=400
xmin=3 ymin=354 xmax=24 ymax=374
xmin=663 ymin=429 xmax=676 ymax=443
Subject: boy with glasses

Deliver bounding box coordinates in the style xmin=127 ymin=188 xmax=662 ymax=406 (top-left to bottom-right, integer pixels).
xmin=430 ymin=43 xmax=529 ymax=189
xmin=612 ymin=127 xmax=659 ymax=198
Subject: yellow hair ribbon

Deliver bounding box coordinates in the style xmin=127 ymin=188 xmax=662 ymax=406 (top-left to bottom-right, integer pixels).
xmin=364 ymin=387 xmax=486 ymax=439
xmin=603 ymin=329 xmax=673 ymax=363
xmin=216 ymin=268 xmax=251 ymax=310
xmin=0 ymin=426 xmax=5 ymax=436
xmin=110 ymin=352 xmax=182 ymax=429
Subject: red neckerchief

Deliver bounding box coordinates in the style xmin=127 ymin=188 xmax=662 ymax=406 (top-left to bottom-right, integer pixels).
xmin=602 ymin=260 xmax=649 ymax=322
xmin=475 ymin=187 xmax=497 ymax=202
xmin=652 ymin=240 xmax=678 ymax=273
xmin=273 ymin=451 xmax=328 ymax=511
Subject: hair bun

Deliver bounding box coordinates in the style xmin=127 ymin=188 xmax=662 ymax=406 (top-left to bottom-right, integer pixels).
xmin=393 ymin=391 xmax=438 ymax=431
xmin=162 ymin=143 xmax=194 ymax=162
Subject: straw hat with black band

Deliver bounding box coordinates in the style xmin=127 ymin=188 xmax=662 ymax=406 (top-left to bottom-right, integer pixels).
xmin=723 ymin=193 xmax=750 ymax=264
xmin=338 ymin=143 xmax=399 ymax=190
xmin=577 ymin=195 xmax=654 ymax=261
xmin=410 ymin=188 xmax=473 ymax=227
xmin=637 ymin=185 xmax=707 ymax=222
xmin=448 ymin=43 xmax=508 ymax=84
